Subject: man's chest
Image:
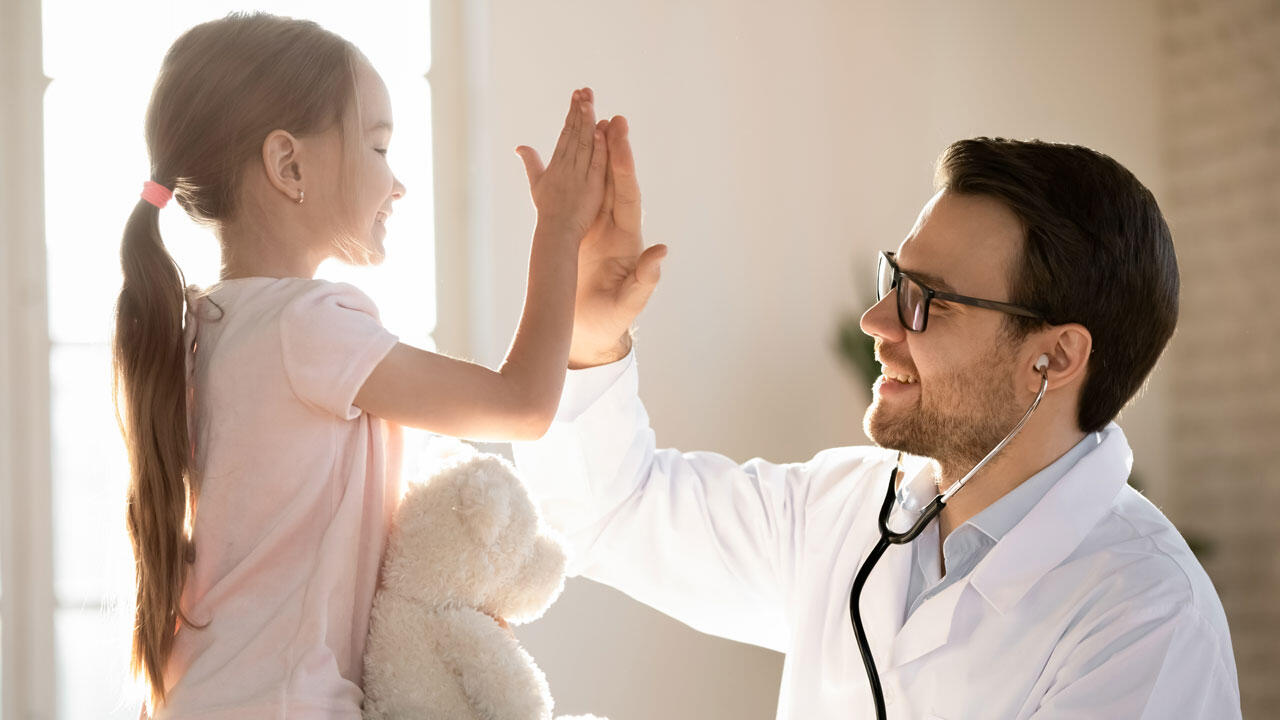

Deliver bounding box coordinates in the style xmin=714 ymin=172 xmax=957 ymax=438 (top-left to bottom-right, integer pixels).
xmin=786 ymin=522 xmax=1118 ymax=720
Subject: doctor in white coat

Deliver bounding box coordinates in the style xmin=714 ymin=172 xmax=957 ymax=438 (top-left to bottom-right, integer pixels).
xmin=513 ymin=123 xmax=1241 ymax=719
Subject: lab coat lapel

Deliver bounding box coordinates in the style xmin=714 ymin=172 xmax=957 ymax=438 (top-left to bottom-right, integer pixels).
xmin=857 ymin=535 xmax=913 ymax=668
xmin=851 ymin=456 xmax=931 ymax=669
xmin=888 ymin=425 xmax=1132 ymax=668
xmin=891 ymin=575 xmax=968 ymax=667
xmin=969 ymin=423 xmax=1132 ymax=613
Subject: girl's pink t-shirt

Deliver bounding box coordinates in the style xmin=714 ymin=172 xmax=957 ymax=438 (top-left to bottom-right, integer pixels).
xmin=157 ymin=277 xmax=402 ymax=719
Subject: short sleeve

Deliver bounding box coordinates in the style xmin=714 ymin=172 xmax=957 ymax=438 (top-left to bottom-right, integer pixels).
xmin=278 ymin=281 xmax=399 ymax=420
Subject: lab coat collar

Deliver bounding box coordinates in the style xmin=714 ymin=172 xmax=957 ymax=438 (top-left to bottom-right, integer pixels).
xmin=885 ymin=425 xmax=1132 ymax=668
xmin=968 ymin=422 xmax=1133 ymax=614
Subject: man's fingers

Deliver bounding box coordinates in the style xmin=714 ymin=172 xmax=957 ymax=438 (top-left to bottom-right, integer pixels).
xmin=621 ymin=243 xmax=667 ymax=312
xmin=635 ymin=243 xmax=667 ymax=286
xmin=607 ymin=116 xmax=641 ymax=230
xmin=601 ymin=155 xmax=616 ymax=215
xmin=515 ymin=146 xmax=545 ymax=187
xmin=596 ymin=119 xmax=611 ymax=211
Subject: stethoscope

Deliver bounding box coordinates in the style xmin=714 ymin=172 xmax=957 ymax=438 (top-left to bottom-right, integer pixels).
xmin=848 ymin=354 xmax=1050 ymax=720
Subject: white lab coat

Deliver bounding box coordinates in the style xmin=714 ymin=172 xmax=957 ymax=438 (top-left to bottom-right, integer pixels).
xmin=512 ymin=353 xmax=1241 ymax=719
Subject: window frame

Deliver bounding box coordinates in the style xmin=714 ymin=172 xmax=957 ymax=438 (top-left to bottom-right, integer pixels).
xmin=1 ymin=0 xmax=57 ymax=716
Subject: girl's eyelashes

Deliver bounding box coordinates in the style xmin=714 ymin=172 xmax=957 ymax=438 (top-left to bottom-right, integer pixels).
xmin=374 ymin=148 xmax=388 ymax=155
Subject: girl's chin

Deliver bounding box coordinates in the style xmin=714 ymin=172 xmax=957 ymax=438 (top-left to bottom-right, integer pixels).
xmin=362 ymin=242 xmax=387 ymax=266
xmin=345 ymin=236 xmax=386 ymax=267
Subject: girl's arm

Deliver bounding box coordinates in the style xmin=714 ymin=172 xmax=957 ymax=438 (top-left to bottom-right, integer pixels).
xmin=353 ymin=88 xmax=607 ymax=441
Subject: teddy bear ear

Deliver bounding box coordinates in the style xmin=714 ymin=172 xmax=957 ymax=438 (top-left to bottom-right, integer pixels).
xmin=497 ymin=534 xmax=568 ymax=623
xmin=450 ymin=457 xmax=516 ymax=548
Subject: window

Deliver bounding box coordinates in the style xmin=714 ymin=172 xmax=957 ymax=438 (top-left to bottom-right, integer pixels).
xmin=35 ymin=1 xmax=435 ymax=715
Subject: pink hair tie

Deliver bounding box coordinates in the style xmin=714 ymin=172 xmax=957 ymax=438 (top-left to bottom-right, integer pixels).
xmin=141 ymin=180 xmax=173 ymax=209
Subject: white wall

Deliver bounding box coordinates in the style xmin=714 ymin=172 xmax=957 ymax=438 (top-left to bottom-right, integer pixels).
xmin=448 ymin=2 xmax=1165 ymax=718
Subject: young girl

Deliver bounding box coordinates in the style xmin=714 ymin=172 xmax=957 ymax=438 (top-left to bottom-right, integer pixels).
xmin=113 ymin=12 xmax=611 ymax=718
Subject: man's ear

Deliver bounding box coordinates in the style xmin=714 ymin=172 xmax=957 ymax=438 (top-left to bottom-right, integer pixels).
xmin=261 ymin=129 xmax=303 ymax=200
xmin=1029 ymin=323 xmax=1091 ymax=393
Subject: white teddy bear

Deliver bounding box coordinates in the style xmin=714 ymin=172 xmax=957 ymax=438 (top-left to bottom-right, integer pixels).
xmin=362 ymin=441 xmax=604 ymax=720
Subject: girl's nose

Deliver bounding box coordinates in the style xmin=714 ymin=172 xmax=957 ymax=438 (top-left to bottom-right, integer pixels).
xmin=392 ymin=176 xmax=406 ymax=200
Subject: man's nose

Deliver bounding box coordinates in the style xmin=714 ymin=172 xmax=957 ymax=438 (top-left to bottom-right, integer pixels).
xmin=860 ymin=292 xmax=905 ymax=343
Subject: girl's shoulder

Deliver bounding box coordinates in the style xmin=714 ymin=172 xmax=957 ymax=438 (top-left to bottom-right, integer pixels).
xmin=187 ymin=278 xmax=384 ymax=338
xmin=198 ymin=276 xmax=377 ymax=314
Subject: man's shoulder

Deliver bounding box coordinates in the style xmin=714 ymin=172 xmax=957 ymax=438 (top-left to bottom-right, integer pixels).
xmin=786 ymin=443 xmax=900 ymax=487
xmin=1071 ymin=485 xmax=1231 ymax=634
xmin=756 ymin=444 xmax=899 ymax=515
xmin=804 ymin=443 xmax=896 ymax=468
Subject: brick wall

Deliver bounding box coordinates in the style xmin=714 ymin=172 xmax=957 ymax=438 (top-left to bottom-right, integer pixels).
xmin=1162 ymin=0 xmax=1280 ymax=715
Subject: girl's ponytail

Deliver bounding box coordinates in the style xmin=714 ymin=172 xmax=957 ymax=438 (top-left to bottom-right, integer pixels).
xmin=112 ymin=187 xmax=199 ymax=711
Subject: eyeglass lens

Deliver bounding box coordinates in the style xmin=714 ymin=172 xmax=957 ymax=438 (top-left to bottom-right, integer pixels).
xmin=900 ymin=276 xmax=927 ymax=331
xmin=877 ymin=254 xmax=928 ymax=332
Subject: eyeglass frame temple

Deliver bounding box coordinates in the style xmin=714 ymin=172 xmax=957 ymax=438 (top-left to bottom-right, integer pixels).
xmin=877 ymin=250 xmax=1046 ymax=333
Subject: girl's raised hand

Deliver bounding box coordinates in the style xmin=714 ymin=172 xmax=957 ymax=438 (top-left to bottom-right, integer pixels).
xmin=516 ymin=87 xmax=608 ymax=240
xmin=355 ymin=89 xmax=609 ymax=442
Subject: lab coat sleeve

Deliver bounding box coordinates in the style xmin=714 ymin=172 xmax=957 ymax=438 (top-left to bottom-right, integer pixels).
xmin=1029 ymin=600 xmax=1242 ymax=719
xmin=512 ymin=351 xmax=872 ymax=653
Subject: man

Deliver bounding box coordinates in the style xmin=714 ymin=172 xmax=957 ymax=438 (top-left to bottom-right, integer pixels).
xmin=513 ymin=119 xmax=1241 ymax=719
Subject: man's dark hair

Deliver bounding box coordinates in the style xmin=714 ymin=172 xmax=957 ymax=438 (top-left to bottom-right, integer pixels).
xmin=935 ymin=137 xmax=1179 ymax=433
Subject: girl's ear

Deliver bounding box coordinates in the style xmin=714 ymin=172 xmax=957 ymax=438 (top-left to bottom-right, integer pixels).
xmin=261 ymin=129 xmax=303 ymax=200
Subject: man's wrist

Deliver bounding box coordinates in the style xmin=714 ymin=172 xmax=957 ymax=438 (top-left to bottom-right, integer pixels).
xmin=568 ymin=331 xmax=633 ymax=370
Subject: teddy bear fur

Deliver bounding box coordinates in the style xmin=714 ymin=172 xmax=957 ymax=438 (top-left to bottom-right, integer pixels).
xmin=362 ymin=441 xmax=604 ymax=720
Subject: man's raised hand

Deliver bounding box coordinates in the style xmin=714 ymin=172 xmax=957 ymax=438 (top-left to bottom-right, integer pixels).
xmin=570 ymin=115 xmax=668 ymax=368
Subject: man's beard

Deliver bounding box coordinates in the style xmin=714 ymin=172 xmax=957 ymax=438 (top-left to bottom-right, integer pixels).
xmin=863 ymin=347 xmax=1022 ymax=472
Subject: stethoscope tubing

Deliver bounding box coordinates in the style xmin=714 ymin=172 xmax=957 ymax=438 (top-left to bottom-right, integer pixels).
xmin=847 ymin=368 xmax=1049 ymax=720
xmin=849 ymin=466 xmax=948 ymax=720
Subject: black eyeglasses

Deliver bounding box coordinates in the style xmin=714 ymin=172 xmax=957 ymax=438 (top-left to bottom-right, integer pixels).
xmin=877 ymin=251 xmax=1045 ymax=333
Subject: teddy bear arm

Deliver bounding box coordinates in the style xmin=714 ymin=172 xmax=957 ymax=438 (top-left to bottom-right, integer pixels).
xmin=363 ymin=596 xmax=487 ymax=720
xmin=434 ymin=607 xmax=553 ymax=720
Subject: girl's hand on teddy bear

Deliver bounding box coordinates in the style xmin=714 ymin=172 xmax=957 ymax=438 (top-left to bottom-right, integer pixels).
xmin=485 ymin=611 xmax=515 ymax=637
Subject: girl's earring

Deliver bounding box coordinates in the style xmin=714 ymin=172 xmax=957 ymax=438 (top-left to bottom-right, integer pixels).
xmin=296 ymin=189 xmax=305 ymax=205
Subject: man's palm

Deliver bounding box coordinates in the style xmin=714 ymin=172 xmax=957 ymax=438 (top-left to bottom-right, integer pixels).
xmin=570 ymin=116 xmax=666 ymax=368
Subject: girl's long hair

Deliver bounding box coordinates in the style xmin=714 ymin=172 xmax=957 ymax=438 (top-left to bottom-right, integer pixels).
xmin=112 ymin=12 xmax=361 ymax=711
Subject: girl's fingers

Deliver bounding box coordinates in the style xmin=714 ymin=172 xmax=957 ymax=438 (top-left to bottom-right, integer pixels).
xmin=588 ymin=121 xmax=609 ymax=183
xmin=550 ymin=90 xmax=580 ymax=166
xmin=567 ymin=89 xmax=585 ymax=166
xmin=515 ymin=146 xmax=545 ymax=187
xmin=576 ymin=91 xmax=597 ymax=173
xmin=588 ymin=125 xmax=608 ymax=187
